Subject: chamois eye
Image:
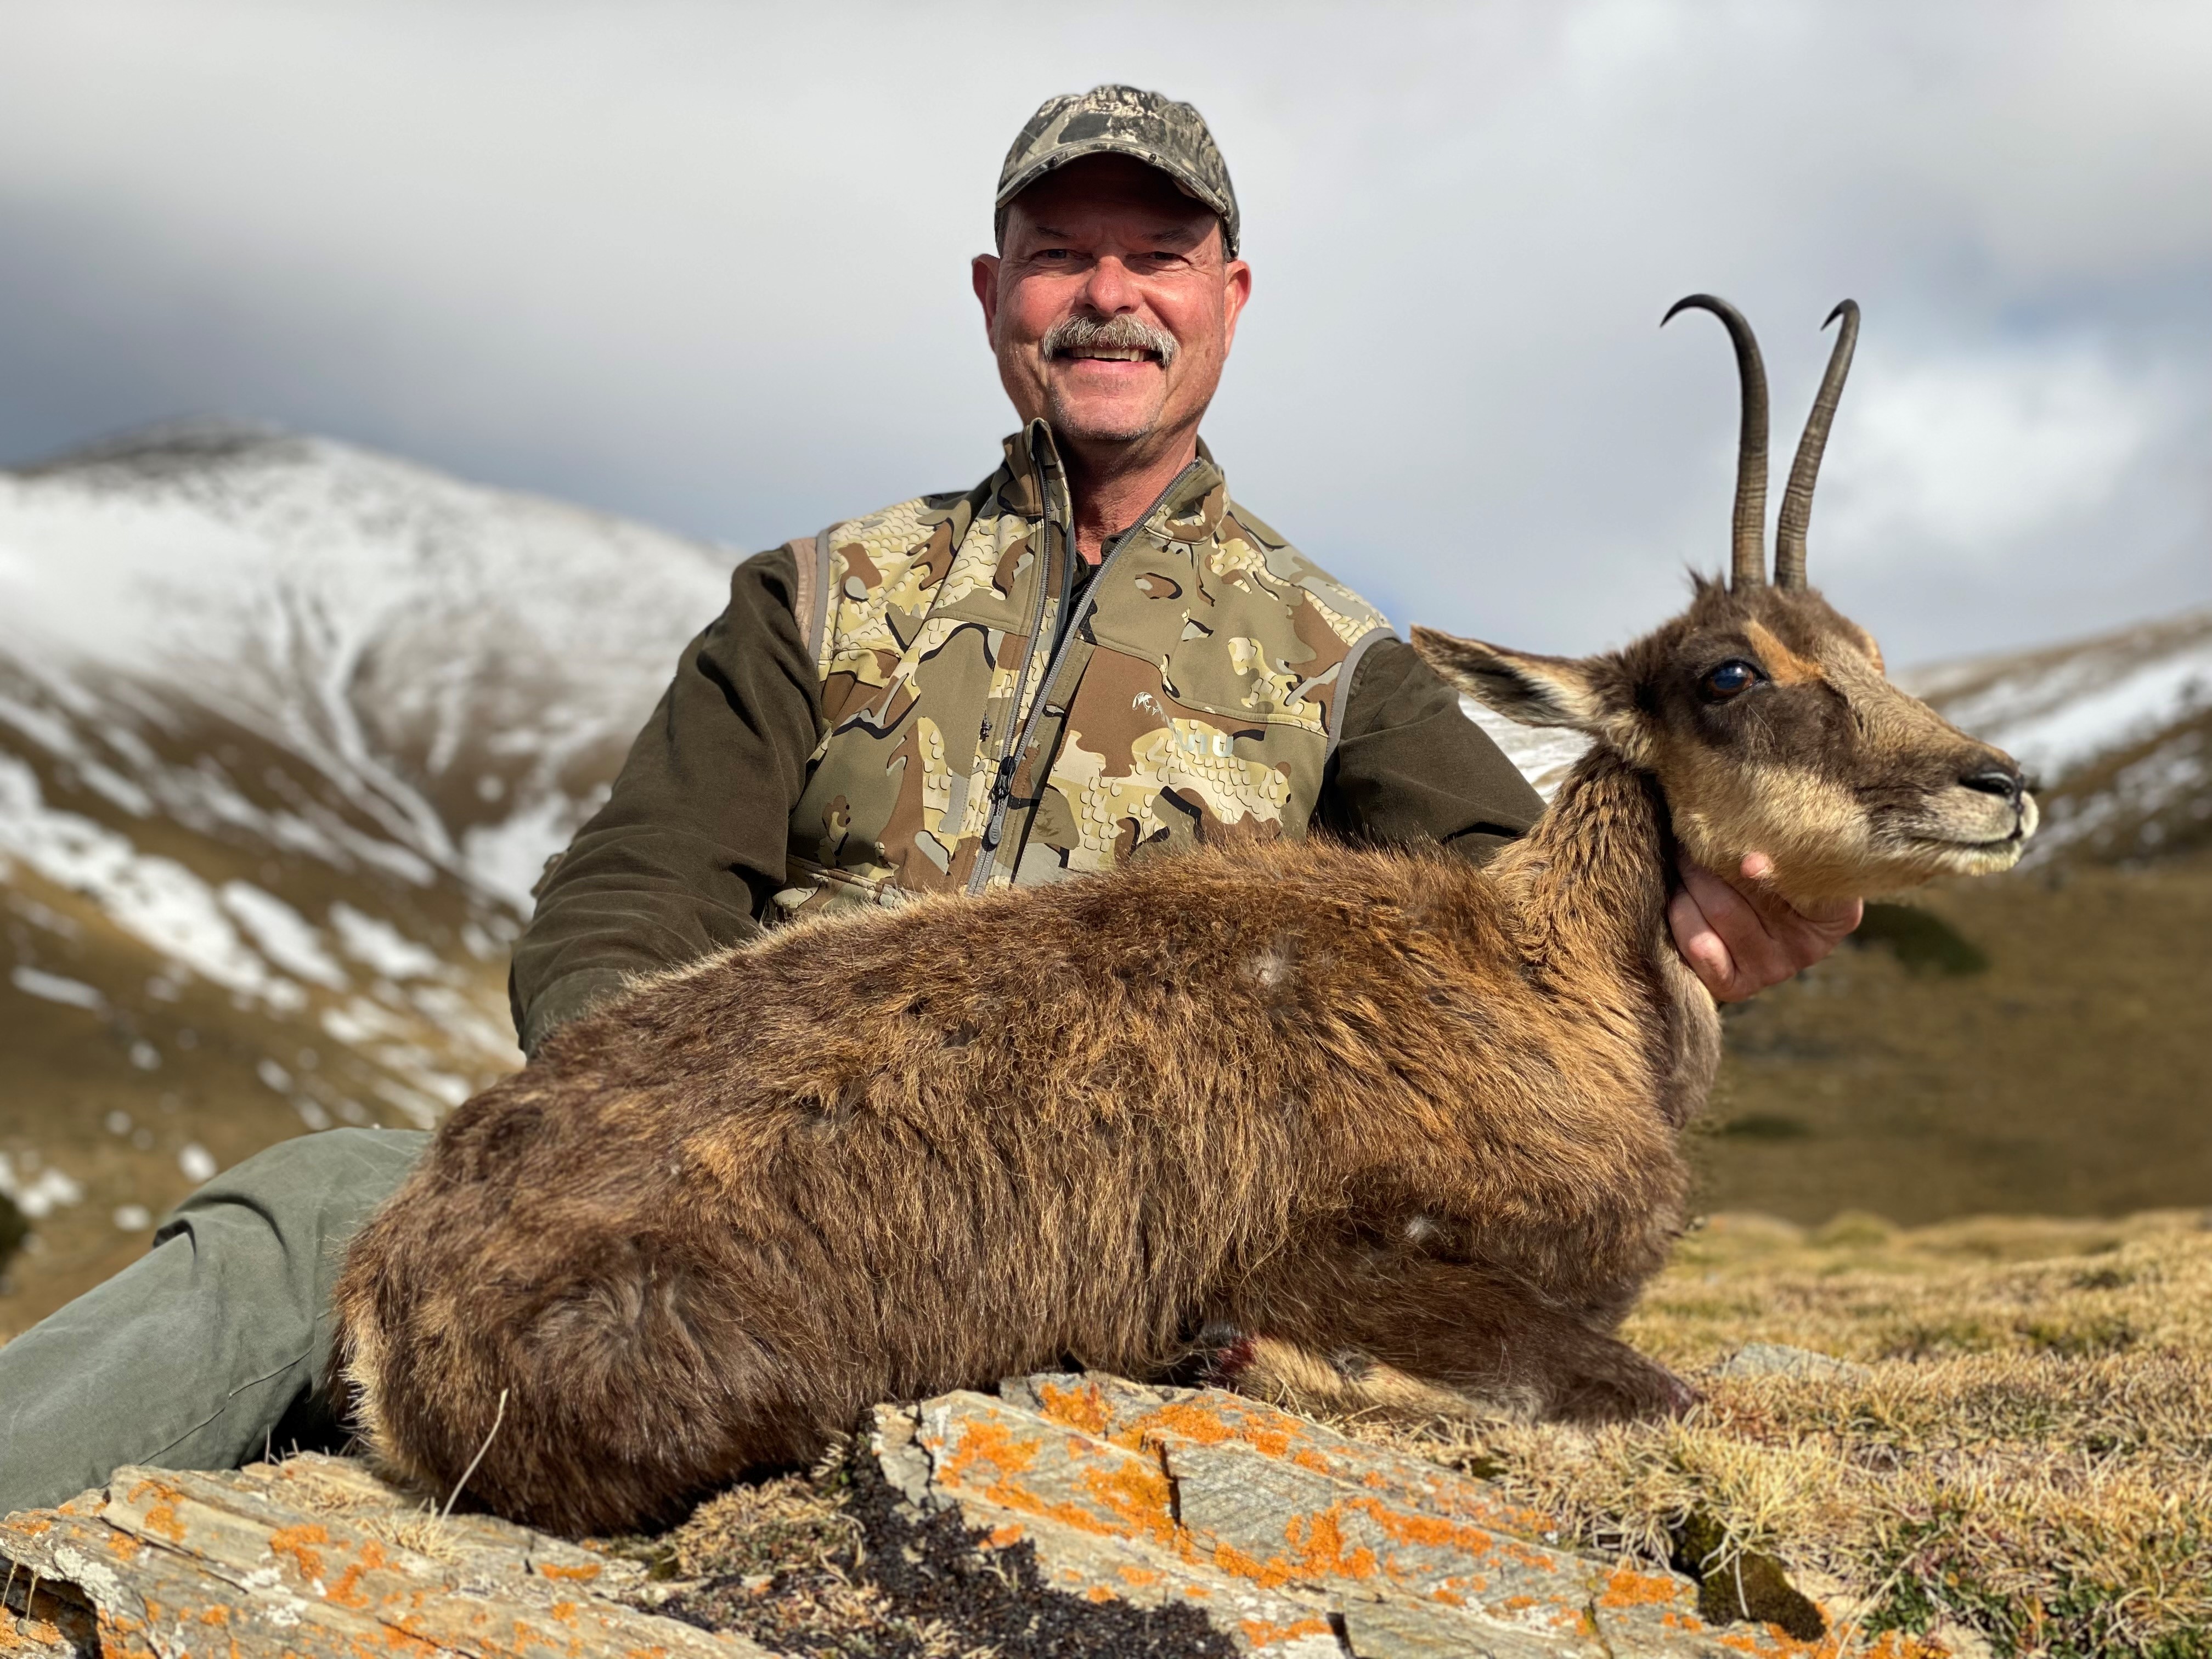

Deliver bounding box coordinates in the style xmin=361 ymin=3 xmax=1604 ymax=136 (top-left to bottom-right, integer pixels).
xmin=1702 ymin=660 xmax=1762 ymax=701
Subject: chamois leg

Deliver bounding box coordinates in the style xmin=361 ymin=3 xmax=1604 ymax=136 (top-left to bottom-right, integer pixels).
xmin=1210 ymin=1252 xmax=1695 ymax=1426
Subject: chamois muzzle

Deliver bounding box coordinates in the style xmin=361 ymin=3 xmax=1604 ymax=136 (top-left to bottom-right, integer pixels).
xmin=1961 ymin=764 xmax=2027 ymax=805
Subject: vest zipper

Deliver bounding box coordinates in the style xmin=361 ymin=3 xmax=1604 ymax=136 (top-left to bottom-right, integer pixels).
xmin=968 ymin=454 xmax=1206 ymax=894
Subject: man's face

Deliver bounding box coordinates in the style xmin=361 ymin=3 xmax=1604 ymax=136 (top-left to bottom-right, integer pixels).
xmin=973 ymin=154 xmax=1250 ymax=453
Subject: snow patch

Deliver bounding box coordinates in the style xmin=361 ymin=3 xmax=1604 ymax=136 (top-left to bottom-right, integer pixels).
xmin=10 ymin=964 xmax=106 ymax=1012
xmin=221 ymin=882 xmax=349 ymax=989
xmin=329 ymin=902 xmax=441 ymax=979
xmin=1942 ymin=641 xmax=2212 ymax=782
xmin=461 ymin=791 xmax=577 ymax=912
xmin=0 ymin=755 xmax=302 ymax=1007
xmin=0 ymin=1153 xmax=84 ymax=1219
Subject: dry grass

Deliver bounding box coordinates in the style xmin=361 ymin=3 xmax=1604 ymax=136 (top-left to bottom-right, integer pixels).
xmin=1352 ymin=1209 xmax=2212 ymax=1658
xmin=614 ymin=1211 xmax=2212 ymax=1656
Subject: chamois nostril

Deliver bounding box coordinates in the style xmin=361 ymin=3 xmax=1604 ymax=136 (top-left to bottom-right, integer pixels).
xmin=1962 ymin=766 xmax=2022 ymax=802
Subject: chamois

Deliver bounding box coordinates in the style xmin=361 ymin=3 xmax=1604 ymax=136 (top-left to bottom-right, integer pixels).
xmin=332 ymin=297 xmax=2037 ymax=1537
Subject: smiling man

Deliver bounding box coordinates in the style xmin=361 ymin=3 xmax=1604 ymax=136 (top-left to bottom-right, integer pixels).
xmin=0 ymin=86 xmax=1857 ymax=1515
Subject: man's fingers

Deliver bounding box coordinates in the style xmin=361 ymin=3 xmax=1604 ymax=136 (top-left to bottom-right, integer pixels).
xmin=1687 ymin=859 xmax=1797 ymax=988
xmin=1734 ymin=854 xmax=1865 ymax=966
xmin=1673 ymin=854 xmax=1866 ymax=1000
xmin=1667 ymin=885 xmax=1734 ymax=990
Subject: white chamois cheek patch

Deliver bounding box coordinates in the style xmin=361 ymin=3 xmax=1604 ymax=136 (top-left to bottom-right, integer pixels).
xmin=1668 ymin=756 xmax=1874 ymax=903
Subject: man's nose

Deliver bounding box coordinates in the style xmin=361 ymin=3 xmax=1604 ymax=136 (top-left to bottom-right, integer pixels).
xmin=1078 ymin=255 xmax=1141 ymax=314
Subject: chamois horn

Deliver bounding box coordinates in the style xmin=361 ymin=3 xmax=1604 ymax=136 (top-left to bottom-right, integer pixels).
xmin=1774 ymin=300 xmax=1860 ymax=589
xmin=1663 ymin=293 xmax=1769 ymax=590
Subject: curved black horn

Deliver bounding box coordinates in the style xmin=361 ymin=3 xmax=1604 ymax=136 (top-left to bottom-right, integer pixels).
xmin=1774 ymin=300 xmax=1860 ymax=589
xmin=1663 ymin=294 xmax=1769 ymax=589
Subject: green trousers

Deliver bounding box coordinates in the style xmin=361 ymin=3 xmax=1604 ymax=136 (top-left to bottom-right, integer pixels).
xmin=0 ymin=1127 xmax=427 ymax=1515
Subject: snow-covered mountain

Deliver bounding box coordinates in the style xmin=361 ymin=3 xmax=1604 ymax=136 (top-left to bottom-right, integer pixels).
xmin=1 ymin=420 xmax=2202 ymax=1329
xmin=1903 ymin=608 xmax=2212 ymax=866
xmin=0 ymin=423 xmax=727 ymax=1322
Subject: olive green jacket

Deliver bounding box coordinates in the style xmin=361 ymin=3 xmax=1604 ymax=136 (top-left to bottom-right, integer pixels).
xmin=510 ymin=428 xmax=1544 ymax=1053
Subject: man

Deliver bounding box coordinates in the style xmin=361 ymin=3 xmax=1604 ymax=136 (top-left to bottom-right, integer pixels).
xmin=0 ymin=86 xmax=1857 ymax=1513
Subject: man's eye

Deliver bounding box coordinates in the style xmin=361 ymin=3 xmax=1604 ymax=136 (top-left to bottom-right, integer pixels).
xmin=1702 ymin=660 xmax=1762 ymax=700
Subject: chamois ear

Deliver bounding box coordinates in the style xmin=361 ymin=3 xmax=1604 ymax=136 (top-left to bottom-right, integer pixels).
xmin=1409 ymin=626 xmax=1620 ymax=732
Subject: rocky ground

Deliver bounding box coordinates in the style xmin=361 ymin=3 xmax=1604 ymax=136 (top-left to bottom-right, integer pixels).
xmin=10 ymin=1209 xmax=2207 ymax=1657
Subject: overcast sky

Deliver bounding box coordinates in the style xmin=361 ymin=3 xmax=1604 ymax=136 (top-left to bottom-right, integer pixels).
xmin=1 ymin=0 xmax=2206 ymax=665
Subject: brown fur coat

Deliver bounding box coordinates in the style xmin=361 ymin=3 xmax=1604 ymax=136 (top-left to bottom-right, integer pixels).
xmin=334 ymin=751 xmax=1706 ymax=1536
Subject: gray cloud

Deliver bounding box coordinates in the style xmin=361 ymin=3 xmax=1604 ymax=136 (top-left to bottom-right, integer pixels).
xmin=0 ymin=0 xmax=2205 ymax=664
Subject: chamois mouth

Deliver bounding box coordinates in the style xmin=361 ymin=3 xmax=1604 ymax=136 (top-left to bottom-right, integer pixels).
xmin=1906 ymin=830 xmax=2025 ymax=855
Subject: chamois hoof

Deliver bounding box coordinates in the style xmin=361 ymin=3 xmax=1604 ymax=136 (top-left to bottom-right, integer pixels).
xmin=1550 ymin=1348 xmax=1701 ymax=1424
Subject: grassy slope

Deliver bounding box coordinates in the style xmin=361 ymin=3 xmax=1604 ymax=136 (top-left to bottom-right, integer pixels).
xmin=1691 ymin=850 xmax=2212 ymax=1224
xmin=1409 ymin=1208 xmax=2212 ymax=1656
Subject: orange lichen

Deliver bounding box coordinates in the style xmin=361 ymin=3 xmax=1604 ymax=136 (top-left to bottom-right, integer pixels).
xmin=985 ymin=1523 xmax=1026 ymax=1548
xmin=122 ymin=1479 xmax=189 ymax=1546
xmin=267 ymin=1522 xmax=332 ymax=1584
xmin=1130 ymin=1401 xmax=1235 ymax=1448
xmin=534 ymin=1562 xmax=603 ymax=1583
xmin=92 ymin=1611 xmax=158 ymax=1659
xmin=1035 ymin=1380 xmax=1114 ymax=1438
xmin=1238 ymin=1615 xmax=1334 ymax=1647
xmin=1281 ymin=1508 xmax=1379 ymax=1582
xmin=935 ymin=1420 xmax=1041 ymax=1496
xmin=1599 ymin=1563 xmax=1700 ymax=1610
xmin=1207 ymin=1538 xmax=1285 ymax=1588
xmin=1075 ymin=1456 xmax=1178 ymax=1544
xmin=1713 ymin=1628 xmax=1837 ymax=1658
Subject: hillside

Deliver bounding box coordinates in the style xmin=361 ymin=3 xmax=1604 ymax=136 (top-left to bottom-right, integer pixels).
xmin=2 ymin=423 xmax=2206 ymax=1333
xmin=0 ymin=422 xmax=727 ymax=1324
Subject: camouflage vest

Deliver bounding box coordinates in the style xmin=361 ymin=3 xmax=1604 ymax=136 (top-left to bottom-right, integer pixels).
xmin=771 ymin=422 xmax=1391 ymax=921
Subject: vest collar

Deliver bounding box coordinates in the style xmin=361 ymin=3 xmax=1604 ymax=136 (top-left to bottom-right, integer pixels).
xmin=994 ymin=420 xmax=1224 ymax=532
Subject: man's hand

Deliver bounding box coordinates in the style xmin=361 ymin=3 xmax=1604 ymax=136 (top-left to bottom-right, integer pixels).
xmin=1668 ymin=853 xmax=1863 ymax=1003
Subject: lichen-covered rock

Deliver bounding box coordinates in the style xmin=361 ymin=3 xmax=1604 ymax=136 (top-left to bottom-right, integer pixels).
xmin=3 ymin=1375 xmax=1871 ymax=1659
xmin=0 ymin=1454 xmax=765 ymax=1659
xmin=871 ymin=1372 xmax=1850 ymax=1657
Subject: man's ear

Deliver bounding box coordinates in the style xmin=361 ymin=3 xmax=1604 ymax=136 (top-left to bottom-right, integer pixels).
xmin=1409 ymin=626 xmax=1616 ymax=730
xmin=972 ymin=253 xmax=1001 ymax=338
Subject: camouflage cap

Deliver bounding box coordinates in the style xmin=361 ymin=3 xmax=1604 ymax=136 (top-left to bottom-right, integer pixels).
xmin=996 ymin=84 xmax=1241 ymax=257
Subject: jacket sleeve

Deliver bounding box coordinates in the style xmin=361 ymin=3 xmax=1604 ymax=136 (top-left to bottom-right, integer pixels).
xmin=1317 ymin=634 xmax=1547 ymax=861
xmin=507 ymin=545 xmax=823 ymax=1055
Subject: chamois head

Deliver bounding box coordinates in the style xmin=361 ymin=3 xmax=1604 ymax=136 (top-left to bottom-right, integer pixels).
xmin=1413 ymin=295 xmax=2038 ymax=904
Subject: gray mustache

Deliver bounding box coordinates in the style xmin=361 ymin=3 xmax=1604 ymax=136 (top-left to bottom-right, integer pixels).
xmin=1042 ymin=314 xmax=1179 ymax=367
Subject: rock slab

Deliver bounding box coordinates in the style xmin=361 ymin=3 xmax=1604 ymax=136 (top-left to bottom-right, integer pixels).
xmin=3 ymin=1376 xmax=1880 ymax=1658
xmin=0 ymin=1453 xmax=768 ymax=1659
xmin=873 ymin=1371 xmax=1852 ymax=1657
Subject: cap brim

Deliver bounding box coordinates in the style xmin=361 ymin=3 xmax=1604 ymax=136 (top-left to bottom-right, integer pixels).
xmin=995 ymin=138 xmax=1233 ymax=229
